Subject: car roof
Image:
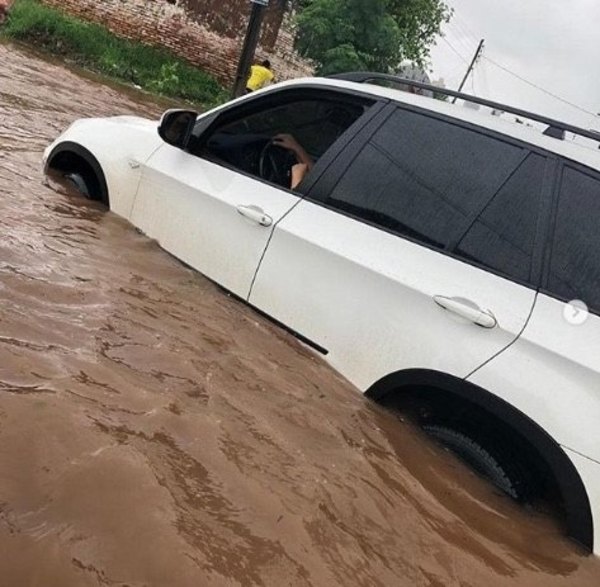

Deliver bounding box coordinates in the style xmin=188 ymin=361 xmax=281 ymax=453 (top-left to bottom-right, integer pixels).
xmin=278 ymin=77 xmax=600 ymax=174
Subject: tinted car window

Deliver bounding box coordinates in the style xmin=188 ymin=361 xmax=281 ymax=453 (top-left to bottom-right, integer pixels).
xmin=454 ymin=153 xmax=546 ymax=283
xmin=324 ymin=108 xmax=527 ymax=249
xmin=214 ymin=99 xmax=367 ymax=159
xmin=548 ymin=166 xmax=600 ymax=312
xmin=194 ymin=96 xmax=370 ymax=188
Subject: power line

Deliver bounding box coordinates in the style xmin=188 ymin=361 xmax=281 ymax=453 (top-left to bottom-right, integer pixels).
xmin=450 ymin=2 xmax=482 ymax=43
xmin=445 ymin=2 xmax=484 ymax=55
xmin=478 ymin=57 xmax=491 ymax=96
xmin=482 ymin=55 xmax=598 ymax=118
xmin=453 ymin=38 xmax=485 ymax=101
xmin=440 ymin=36 xmax=470 ymax=65
xmin=445 ymin=20 xmax=478 ymax=57
xmin=438 ymin=2 xmax=599 ymax=123
xmin=448 ymin=15 xmax=480 ymax=49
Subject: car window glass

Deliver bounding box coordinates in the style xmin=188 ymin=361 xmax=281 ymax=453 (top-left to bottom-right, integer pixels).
xmin=454 ymin=153 xmax=545 ymax=283
xmin=324 ymin=108 xmax=527 ymax=249
xmin=193 ymin=96 xmax=370 ymax=190
xmin=548 ymin=166 xmax=600 ymax=312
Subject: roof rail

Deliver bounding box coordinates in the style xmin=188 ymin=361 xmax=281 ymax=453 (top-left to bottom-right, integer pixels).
xmin=328 ymin=72 xmax=600 ymax=146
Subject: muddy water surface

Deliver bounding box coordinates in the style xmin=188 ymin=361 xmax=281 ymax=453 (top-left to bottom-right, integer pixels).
xmin=1 ymin=42 xmax=600 ymax=586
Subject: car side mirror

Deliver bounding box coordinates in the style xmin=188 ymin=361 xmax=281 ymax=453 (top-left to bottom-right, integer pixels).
xmin=158 ymin=109 xmax=198 ymax=149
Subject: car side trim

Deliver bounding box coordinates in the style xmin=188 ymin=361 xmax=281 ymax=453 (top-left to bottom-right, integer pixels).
xmin=366 ymin=368 xmax=594 ymax=552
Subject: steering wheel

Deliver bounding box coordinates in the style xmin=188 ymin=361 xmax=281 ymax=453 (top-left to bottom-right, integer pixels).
xmin=258 ymin=140 xmax=298 ymax=188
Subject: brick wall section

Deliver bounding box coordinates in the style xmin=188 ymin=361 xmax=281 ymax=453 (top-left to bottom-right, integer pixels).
xmin=0 ymin=0 xmax=14 ymax=20
xmin=39 ymin=0 xmax=313 ymax=85
xmin=180 ymin=0 xmax=284 ymax=47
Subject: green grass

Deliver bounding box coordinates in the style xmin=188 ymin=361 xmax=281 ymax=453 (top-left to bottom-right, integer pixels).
xmin=1 ymin=0 xmax=228 ymax=107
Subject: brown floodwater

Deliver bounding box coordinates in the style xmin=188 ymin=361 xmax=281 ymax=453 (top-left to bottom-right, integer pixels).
xmin=1 ymin=40 xmax=599 ymax=586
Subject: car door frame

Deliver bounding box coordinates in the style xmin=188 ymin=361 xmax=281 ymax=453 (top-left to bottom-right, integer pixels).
xmin=538 ymin=156 xmax=600 ymax=313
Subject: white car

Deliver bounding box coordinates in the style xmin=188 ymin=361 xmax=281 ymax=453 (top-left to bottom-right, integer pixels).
xmin=44 ymin=73 xmax=600 ymax=554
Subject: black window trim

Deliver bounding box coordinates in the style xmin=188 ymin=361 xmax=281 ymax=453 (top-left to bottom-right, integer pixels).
xmin=305 ymin=102 xmax=398 ymax=200
xmin=447 ymin=149 xmax=532 ymax=251
xmin=451 ymin=151 xmax=554 ymax=286
xmin=530 ymin=155 xmax=560 ymax=289
xmin=306 ymin=101 xmax=557 ymax=291
xmin=539 ymin=158 xmax=600 ymax=318
xmin=187 ymin=84 xmax=385 ymax=198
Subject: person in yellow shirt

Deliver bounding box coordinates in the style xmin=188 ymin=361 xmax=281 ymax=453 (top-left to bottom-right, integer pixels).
xmin=246 ymin=60 xmax=275 ymax=93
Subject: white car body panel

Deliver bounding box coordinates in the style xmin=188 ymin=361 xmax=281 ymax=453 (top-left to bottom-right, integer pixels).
xmin=131 ymin=144 xmax=300 ymax=298
xmin=249 ymin=199 xmax=537 ymax=390
xmin=469 ymin=294 xmax=600 ymax=463
xmin=44 ymin=116 xmax=163 ymax=218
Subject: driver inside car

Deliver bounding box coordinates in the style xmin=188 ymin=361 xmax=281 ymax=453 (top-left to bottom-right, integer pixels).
xmin=271 ymin=133 xmax=314 ymax=189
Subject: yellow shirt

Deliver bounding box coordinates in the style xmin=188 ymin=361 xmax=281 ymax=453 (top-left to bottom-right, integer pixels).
xmin=246 ymin=65 xmax=274 ymax=91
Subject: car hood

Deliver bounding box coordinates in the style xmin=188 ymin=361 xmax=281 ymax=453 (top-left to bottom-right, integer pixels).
xmin=43 ymin=114 xmax=162 ymax=168
xmin=105 ymin=115 xmax=158 ymax=128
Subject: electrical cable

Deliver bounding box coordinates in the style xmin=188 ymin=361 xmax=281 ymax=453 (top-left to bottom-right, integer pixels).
xmin=439 ymin=36 xmax=470 ymax=65
xmin=478 ymin=57 xmax=491 ymax=97
xmin=450 ymin=2 xmax=482 ymax=44
xmin=448 ymin=17 xmax=479 ymax=50
xmin=482 ymin=55 xmax=598 ymax=118
xmin=440 ymin=2 xmax=599 ymax=125
xmin=445 ymin=20 xmax=477 ymax=57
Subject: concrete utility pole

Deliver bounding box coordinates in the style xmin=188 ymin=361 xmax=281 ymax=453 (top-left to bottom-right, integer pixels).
xmin=452 ymin=38 xmax=485 ymax=104
xmin=232 ymin=0 xmax=269 ymax=98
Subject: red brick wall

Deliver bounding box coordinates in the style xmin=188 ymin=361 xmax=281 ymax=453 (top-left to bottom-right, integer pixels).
xmin=39 ymin=0 xmax=313 ymax=85
xmin=0 ymin=0 xmax=14 ymax=20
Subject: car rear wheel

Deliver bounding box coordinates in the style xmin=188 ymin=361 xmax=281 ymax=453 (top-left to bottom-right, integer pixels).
xmin=422 ymin=424 xmax=534 ymax=502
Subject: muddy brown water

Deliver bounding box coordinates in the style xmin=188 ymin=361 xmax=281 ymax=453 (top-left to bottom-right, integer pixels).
xmin=1 ymin=41 xmax=599 ymax=586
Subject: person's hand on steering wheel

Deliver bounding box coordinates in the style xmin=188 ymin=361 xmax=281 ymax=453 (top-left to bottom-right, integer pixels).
xmin=272 ymin=133 xmax=314 ymax=188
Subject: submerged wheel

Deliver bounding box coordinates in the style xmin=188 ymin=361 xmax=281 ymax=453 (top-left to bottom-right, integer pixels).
xmin=422 ymin=424 xmax=535 ymax=502
xmin=47 ymin=146 xmax=109 ymax=205
xmin=64 ymin=172 xmax=92 ymax=198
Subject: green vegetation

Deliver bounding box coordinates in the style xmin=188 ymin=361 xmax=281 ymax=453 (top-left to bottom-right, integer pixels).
xmin=295 ymin=0 xmax=451 ymax=75
xmin=1 ymin=0 xmax=228 ymax=106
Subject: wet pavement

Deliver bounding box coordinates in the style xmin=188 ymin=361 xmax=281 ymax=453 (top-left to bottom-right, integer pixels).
xmin=1 ymin=41 xmax=600 ymax=586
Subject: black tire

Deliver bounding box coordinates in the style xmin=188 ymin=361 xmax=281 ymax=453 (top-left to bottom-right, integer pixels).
xmin=47 ymin=146 xmax=109 ymax=205
xmin=422 ymin=424 xmax=533 ymax=502
xmin=64 ymin=172 xmax=92 ymax=198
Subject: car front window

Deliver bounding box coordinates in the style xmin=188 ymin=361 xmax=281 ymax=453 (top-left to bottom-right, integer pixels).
xmin=190 ymin=92 xmax=372 ymax=190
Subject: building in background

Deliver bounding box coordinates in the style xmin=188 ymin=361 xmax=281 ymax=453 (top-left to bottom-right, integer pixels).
xmin=395 ymin=62 xmax=447 ymax=99
xmin=38 ymin=0 xmax=313 ymax=85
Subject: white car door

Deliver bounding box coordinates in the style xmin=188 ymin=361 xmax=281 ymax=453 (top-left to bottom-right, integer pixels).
xmin=249 ymin=105 xmax=550 ymax=391
xmin=469 ymin=161 xmax=600 ymax=454
xmin=129 ymin=89 xmax=376 ymax=299
xmin=131 ymin=143 xmax=300 ymax=298
xmin=465 ymin=162 xmax=600 ymax=553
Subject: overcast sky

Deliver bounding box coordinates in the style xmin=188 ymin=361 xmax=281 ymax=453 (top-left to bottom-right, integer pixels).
xmin=428 ymin=0 xmax=600 ymax=131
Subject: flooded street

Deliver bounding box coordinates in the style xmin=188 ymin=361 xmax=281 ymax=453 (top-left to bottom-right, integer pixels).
xmin=1 ymin=41 xmax=600 ymax=586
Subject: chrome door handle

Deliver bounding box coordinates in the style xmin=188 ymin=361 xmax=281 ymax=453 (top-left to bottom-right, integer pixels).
xmin=236 ymin=204 xmax=273 ymax=227
xmin=433 ymin=295 xmax=497 ymax=329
